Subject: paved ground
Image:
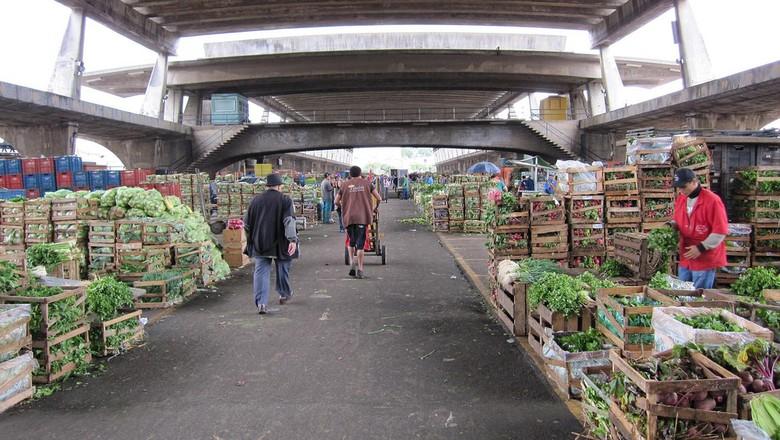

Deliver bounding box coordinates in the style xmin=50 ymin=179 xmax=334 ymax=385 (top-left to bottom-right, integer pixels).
xmin=1 ymin=199 xmax=580 ymax=440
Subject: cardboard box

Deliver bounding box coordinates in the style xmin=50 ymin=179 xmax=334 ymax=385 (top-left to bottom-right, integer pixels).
xmin=223 ymin=228 xmax=246 ymax=244
xmin=224 ymin=251 xmax=251 ymax=268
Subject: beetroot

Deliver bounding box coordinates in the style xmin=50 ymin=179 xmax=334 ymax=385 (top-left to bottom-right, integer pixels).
xmin=693 ymin=398 xmax=717 ymax=411
xmin=662 ymin=392 xmax=678 ymax=406
xmin=752 ymin=379 xmax=767 ymax=393
xmin=739 ymin=370 xmax=754 ymax=385
xmin=692 ymin=390 xmax=709 ymax=401
xmin=739 ymin=384 xmax=748 ymax=393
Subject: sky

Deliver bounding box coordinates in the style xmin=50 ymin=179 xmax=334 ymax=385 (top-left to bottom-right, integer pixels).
xmin=0 ymin=0 xmax=779 ymax=168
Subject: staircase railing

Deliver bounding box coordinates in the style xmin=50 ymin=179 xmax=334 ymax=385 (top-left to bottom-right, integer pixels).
xmin=526 ymin=113 xmax=606 ymax=163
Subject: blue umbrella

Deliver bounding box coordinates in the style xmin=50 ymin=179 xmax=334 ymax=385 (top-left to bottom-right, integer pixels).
xmin=467 ymin=161 xmax=501 ymax=175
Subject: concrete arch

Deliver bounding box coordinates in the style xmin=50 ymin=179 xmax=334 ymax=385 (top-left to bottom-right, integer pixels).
xmin=202 ymin=121 xmax=575 ymax=173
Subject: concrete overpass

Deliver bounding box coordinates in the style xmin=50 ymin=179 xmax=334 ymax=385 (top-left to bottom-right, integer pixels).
xmin=185 ymin=120 xmax=581 ymax=174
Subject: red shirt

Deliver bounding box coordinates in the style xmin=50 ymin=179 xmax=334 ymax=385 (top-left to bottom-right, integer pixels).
xmin=673 ymin=188 xmax=728 ymax=271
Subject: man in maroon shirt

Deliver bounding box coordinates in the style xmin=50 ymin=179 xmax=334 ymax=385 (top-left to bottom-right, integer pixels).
xmin=335 ymin=166 xmax=383 ymax=279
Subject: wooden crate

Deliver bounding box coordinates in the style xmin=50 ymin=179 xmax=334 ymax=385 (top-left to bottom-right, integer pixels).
xmin=640 ymin=193 xmax=674 ymax=223
xmin=432 ymin=221 xmax=449 ymax=232
xmin=569 ymin=250 xmax=606 ymax=270
xmin=530 ymin=223 xmax=568 ymax=255
xmin=0 ymin=245 xmax=26 ymax=272
xmin=613 ymin=232 xmax=666 ymax=279
xmin=51 ymin=198 xmax=78 ymax=221
xmin=638 ymin=164 xmax=674 ymax=193
xmin=655 ymin=288 xmax=736 ymax=311
xmin=596 ymin=286 xmax=678 ymax=353
xmin=431 ymin=195 xmax=448 ymax=209
xmin=23 ymin=199 xmax=51 ymax=221
xmin=604 ymin=166 xmax=639 ymax=196
xmin=567 ymin=195 xmax=604 ymax=224
xmin=47 ymin=259 xmax=81 ymax=281
xmin=173 ymin=242 xmax=208 ymax=268
xmin=133 ymin=270 xmax=196 ymax=309
xmin=672 ymin=136 xmax=712 ymax=169
xmin=570 ymin=223 xmax=606 ymax=253
xmin=76 ymin=199 xmax=99 ymax=221
xmin=92 ymin=309 xmax=144 ymax=357
xmin=495 ymin=282 xmax=528 ymax=337
xmin=463 ymin=220 xmax=486 ymax=234
xmin=87 ymin=221 xmax=116 ymax=243
xmin=528 ymin=302 xmax=593 ymax=356
xmin=753 ymin=252 xmax=780 ymax=269
xmin=606 ymin=223 xmax=641 ymax=255
xmin=0 ymin=353 xmax=36 ymax=414
xmin=53 ymin=220 xmax=88 ymax=243
xmin=88 ymin=242 xmax=117 ymax=272
xmin=529 ymin=196 xmax=565 ymax=225
xmin=733 ymin=195 xmax=780 ymax=223
xmin=733 ymin=166 xmax=780 ymax=196
xmin=543 ymin=331 xmax=611 ymax=399
xmin=0 ymin=304 xmax=32 ymax=360
xmin=640 ymin=222 xmax=667 ymax=233
xmin=753 ymin=224 xmax=780 ymax=252
xmin=24 ymin=220 xmax=53 ymax=244
xmin=115 ymin=220 xmax=144 ymax=244
xmin=490 ymin=212 xmax=529 ymax=231
xmin=716 ymin=249 xmax=751 ymax=286
xmin=142 ymin=221 xmax=179 ymax=245
xmin=608 ymin=349 xmax=738 ymax=440
xmin=0 ymin=225 xmax=24 ymax=246
xmin=566 ymin=166 xmax=604 ymax=196
xmin=606 ymin=196 xmax=642 ymax=224
xmin=32 ymin=324 xmax=92 ymax=384
xmin=0 ymin=202 xmax=24 ymax=226
xmin=116 ymin=247 xmax=169 ymax=281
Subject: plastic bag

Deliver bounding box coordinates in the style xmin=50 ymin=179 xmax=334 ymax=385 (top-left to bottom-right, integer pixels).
xmin=653 ymin=306 xmax=766 ymax=353
xmin=0 ymin=352 xmax=36 ymax=406
xmin=667 ymin=275 xmax=695 ymax=291
xmin=497 ymin=259 xmax=519 ymax=292
xmin=626 ymin=137 xmax=672 ymax=165
xmin=0 ymin=305 xmax=31 ymax=362
xmin=731 ymin=419 xmax=771 ymax=440
xmin=541 ymin=329 xmax=611 ymax=397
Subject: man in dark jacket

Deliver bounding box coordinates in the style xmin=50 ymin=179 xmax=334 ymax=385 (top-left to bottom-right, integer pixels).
xmin=244 ymin=173 xmax=299 ymax=314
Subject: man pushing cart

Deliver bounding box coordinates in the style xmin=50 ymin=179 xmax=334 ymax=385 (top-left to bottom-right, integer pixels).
xmin=335 ymin=166 xmax=384 ymax=279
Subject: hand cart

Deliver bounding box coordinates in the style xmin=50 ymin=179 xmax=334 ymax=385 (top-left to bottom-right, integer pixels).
xmin=344 ymin=209 xmax=386 ymax=265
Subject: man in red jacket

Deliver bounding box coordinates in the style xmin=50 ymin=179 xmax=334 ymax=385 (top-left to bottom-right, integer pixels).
xmin=670 ymin=168 xmax=728 ymax=289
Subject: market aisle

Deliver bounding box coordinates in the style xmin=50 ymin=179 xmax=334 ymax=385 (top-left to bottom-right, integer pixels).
xmin=0 ymin=199 xmax=580 ymax=440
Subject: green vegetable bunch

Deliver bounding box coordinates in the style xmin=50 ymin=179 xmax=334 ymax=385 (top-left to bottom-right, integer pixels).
xmin=20 ymin=284 xmax=83 ymax=338
xmin=556 ymin=328 xmax=605 ymax=353
xmin=86 ymin=276 xmax=133 ymax=321
xmin=675 ymin=313 xmax=744 ymax=332
xmin=732 ymin=267 xmax=780 ymax=300
xmin=648 ymin=271 xmax=671 ymax=289
xmin=0 ymin=261 xmax=21 ymax=293
xmin=26 ymin=242 xmax=78 ymax=268
xmin=648 ymin=226 xmax=678 ymax=272
xmin=528 ymin=273 xmax=589 ymax=317
xmin=599 ymin=258 xmax=632 ymax=278
xmin=513 ymin=258 xmax=563 ymax=284
xmin=576 ymin=271 xmax=616 ymax=299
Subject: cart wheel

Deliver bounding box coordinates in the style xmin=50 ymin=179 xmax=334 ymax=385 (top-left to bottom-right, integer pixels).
xmin=344 ymin=247 xmax=350 ymax=265
xmin=381 ymin=246 xmax=387 ymax=265
xmin=210 ymin=220 xmax=226 ymax=234
xmin=375 ymin=238 xmax=382 ymax=255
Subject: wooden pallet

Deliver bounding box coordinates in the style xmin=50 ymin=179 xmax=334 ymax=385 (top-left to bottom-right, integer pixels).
xmin=567 ymin=195 xmax=604 ymax=224
xmin=603 ymin=166 xmax=639 ymax=196
xmin=595 ymin=286 xmax=677 ymax=354
xmin=92 ymin=309 xmax=144 ymax=357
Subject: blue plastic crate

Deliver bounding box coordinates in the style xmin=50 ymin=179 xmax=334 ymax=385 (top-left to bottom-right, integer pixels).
xmin=0 ymin=190 xmax=26 ymax=200
xmin=23 ymin=174 xmax=39 ymax=189
xmin=55 ymin=155 xmax=84 ymax=173
xmin=106 ymin=170 xmax=121 ymax=187
xmin=73 ymin=171 xmax=89 ymax=188
xmin=39 ymin=173 xmax=56 ymax=192
xmin=5 ymin=160 xmax=22 ymax=175
xmin=88 ymin=171 xmax=106 ymax=190
xmin=0 ymin=160 xmax=6 ymax=176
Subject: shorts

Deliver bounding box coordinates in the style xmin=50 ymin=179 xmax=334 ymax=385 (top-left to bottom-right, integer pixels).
xmin=347 ymin=224 xmax=367 ymax=249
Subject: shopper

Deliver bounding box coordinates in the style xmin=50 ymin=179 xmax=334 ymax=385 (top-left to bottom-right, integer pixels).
xmin=383 ymin=175 xmax=392 ymax=202
xmin=334 ymin=174 xmax=345 ymax=232
xmin=670 ymin=168 xmax=728 ymax=289
xmin=244 ymin=173 xmax=299 ymax=314
xmin=335 ymin=166 xmax=383 ymax=279
xmin=522 ymin=175 xmax=535 ymax=191
xmin=321 ymin=173 xmax=334 ymax=224
xmin=492 ymin=173 xmax=506 ymax=192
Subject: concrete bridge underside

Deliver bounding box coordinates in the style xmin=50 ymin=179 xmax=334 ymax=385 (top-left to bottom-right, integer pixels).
xmin=197 ymin=121 xmax=577 ymax=174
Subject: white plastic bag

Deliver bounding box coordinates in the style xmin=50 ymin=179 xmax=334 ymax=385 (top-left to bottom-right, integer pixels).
xmin=0 ymin=304 xmax=31 ymax=363
xmin=653 ymin=306 xmax=770 ymax=353
xmin=731 ymin=419 xmax=771 ymax=440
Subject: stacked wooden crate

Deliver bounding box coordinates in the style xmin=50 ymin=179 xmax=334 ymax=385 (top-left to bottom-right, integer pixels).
xmin=87 ymin=221 xmax=117 ymax=274
xmin=431 ymin=194 xmax=449 ymax=232
xmin=23 ymin=199 xmax=53 ymax=245
xmin=603 ymin=165 xmax=641 ymax=256
xmin=529 ymin=196 xmax=567 ymax=264
xmin=671 ymin=136 xmax=712 ymax=188
xmin=566 ymin=166 xmax=605 ymax=269
xmin=0 ymin=200 xmax=25 ymax=271
xmin=716 ymin=224 xmax=752 ymax=286
xmin=733 ymin=166 xmax=780 ymax=269
xmin=0 ymin=304 xmax=34 ymax=413
xmin=463 ymin=183 xmax=483 ymax=233
xmin=487 ymin=197 xmax=529 ymax=261
xmin=446 ymin=184 xmax=464 ymax=233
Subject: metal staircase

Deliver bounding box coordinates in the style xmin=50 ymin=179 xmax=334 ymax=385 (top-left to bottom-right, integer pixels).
xmin=177 ymin=124 xmax=250 ymax=171
xmin=519 ymin=119 xmax=605 ymax=163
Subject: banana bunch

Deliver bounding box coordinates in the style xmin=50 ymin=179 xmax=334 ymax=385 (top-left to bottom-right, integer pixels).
xmin=751 ymin=394 xmax=780 ymax=439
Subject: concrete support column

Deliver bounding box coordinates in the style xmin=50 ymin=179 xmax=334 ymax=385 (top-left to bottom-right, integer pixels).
xmin=0 ymin=124 xmax=76 ymax=157
xmin=598 ymin=45 xmax=626 ymax=111
xmin=674 ymin=0 xmax=713 ymax=87
xmin=163 ymin=88 xmax=184 ymax=123
xmin=586 ymin=81 xmax=607 ymax=116
xmin=48 ymin=8 xmax=86 ymax=99
xmin=568 ymin=87 xmax=590 ymax=120
xmin=104 ymin=137 xmax=191 ymax=169
xmin=141 ymin=52 xmax=169 ymax=118
xmin=181 ymin=92 xmax=203 ymax=126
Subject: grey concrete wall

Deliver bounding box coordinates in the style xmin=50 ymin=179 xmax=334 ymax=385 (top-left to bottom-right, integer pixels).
xmin=201 ymin=122 xmax=573 ymax=173
xmin=104 ymin=137 xmax=191 ymax=170
xmin=0 ymin=124 xmax=74 ymax=157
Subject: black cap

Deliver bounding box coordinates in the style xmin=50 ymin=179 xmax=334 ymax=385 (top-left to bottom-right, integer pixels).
xmin=266 ymin=173 xmax=283 ymax=187
xmin=673 ymin=168 xmax=697 ymax=188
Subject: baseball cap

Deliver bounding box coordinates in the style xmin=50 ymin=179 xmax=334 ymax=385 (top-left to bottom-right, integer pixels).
xmin=673 ymin=168 xmax=697 ymax=188
xmin=266 ymin=173 xmax=284 ymax=186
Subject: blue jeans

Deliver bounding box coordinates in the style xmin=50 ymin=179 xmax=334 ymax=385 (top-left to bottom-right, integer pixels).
xmin=337 ymin=209 xmax=344 ymax=232
xmin=322 ymin=200 xmax=332 ymax=224
xmin=253 ymin=257 xmax=292 ymax=306
xmin=678 ymin=266 xmax=716 ymax=289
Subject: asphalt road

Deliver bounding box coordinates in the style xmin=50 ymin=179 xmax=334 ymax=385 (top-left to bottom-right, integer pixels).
xmin=0 ymin=199 xmax=580 ymax=440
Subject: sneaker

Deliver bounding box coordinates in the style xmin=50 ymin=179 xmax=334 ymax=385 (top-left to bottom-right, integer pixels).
xmin=257 ymin=304 xmax=267 ymax=314
xmin=280 ymin=295 xmax=291 ymax=305
xmin=357 ymin=270 xmax=364 ymax=279
xmin=349 ymin=267 xmax=356 ymax=277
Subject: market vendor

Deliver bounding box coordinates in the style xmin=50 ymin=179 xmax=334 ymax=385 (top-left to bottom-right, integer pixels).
xmin=670 ymin=168 xmax=728 ymax=289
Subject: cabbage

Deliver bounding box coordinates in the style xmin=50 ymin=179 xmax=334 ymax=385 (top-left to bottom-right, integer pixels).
xmin=87 ymin=191 xmax=104 ymax=200
xmin=126 ymin=208 xmax=146 ymax=218
xmin=100 ymin=188 xmax=118 ymax=208
xmin=116 ymin=187 xmax=144 ymax=208
xmin=44 ymin=189 xmax=75 ymax=199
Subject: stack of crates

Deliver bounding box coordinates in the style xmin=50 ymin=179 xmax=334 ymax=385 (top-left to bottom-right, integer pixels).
xmin=0 ymin=159 xmax=23 ymax=192
xmin=54 ymin=156 xmax=84 ymax=191
xmin=0 ymin=198 xmax=25 ymax=270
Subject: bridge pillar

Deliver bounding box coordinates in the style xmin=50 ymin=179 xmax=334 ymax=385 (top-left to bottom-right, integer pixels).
xmin=0 ymin=123 xmax=78 ymax=157
xmin=685 ymin=112 xmax=773 ymax=131
xmin=141 ymin=52 xmax=169 ymax=119
xmin=104 ymin=137 xmax=190 ymax=169
xmin=181 ymin=92 xmax=203 ymax=126
xmin=598 ymin=45 xmax=626 ymax=111
xmin=674 ymin=0 xmax=713 ymax=87
xmin=163 ymin=88 xmax=185 ymax=123
xmin=586 ymin=81 xmax=607 ymax=116
xmin=48 ymin=8 xmax=86 ymax=99
xmin=569 ymin=86 xmax=590 ymax=120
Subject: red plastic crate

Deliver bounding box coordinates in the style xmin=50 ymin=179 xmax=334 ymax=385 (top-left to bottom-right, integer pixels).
xmin=26 ymin=189 xmax=40 ymax=199
xmin=21 ymin=159 xmax=38 ymax=174
xmin=56 ymin=172 xmax=73 ymax=189
xmin=121 ymin=170 xmax=138 ymax=187
xmin=5 ymin=174 xmax=23 ymax=190
xmin=37 ymin=158 xmax=55 ymax=174
xmin=134 ymin=168 xmax=152 ymax=185
xmin=139 ymin=184 xmax=155 ymax=191
xmin=83 ymin=164 xmax=107 ymax=172
xmin=0 ymin=176 xmax=5 ymax=188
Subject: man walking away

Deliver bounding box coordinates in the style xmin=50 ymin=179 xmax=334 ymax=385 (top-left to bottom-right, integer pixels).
xmin=670 ymin=168 xmax=728 ymax=289
xmin=383 ymin=175 xmax=392 ymax=202
xmin=335 ymin=166 xmax=383 ymax=279
xmin=244 ymin=173 xmax=299 ymax=314
xmin=333 ymin=174 xmax=345 ymax=232
xmin=321 ymin=173 xmax=334 ymax=224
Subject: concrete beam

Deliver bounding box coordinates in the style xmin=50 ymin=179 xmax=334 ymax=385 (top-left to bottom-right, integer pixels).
xmin=49 ymin=9 xmax=86 ymax=99
xmin=590 ymin=0 xmax=674 ymax=48
xmin=103 ymin=137 xmax=190 ymax=169
xmin=55 ymin=0 xmax=178 ymax=55
xmin=0 ymin=123 xmax=77 ymax=158
xmin=674 ymin=0 xmax=713 ymax=87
